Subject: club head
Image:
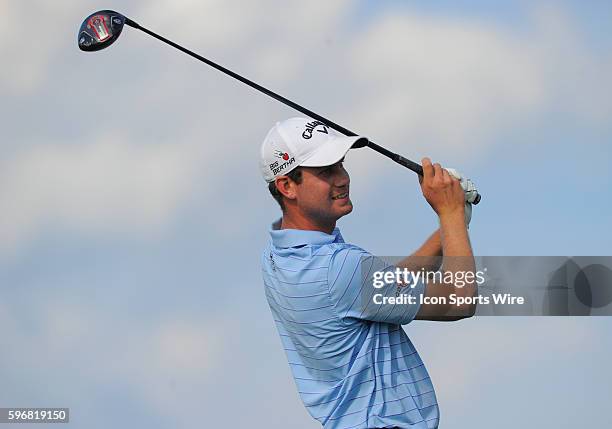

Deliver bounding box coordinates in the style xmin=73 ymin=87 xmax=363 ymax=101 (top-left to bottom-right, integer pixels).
xmin=78 ymin=10 xmax=126 ymax=52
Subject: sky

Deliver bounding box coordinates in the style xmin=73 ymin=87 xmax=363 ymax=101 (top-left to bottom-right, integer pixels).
xmin=1 ymin=0 xmax=611 ymax=428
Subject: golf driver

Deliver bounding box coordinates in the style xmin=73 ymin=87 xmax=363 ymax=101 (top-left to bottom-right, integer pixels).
xmin=78 ymin=10 xmax=481 ymax=204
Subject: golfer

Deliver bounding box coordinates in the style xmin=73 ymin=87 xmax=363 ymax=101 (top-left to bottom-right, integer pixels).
xmin=260 ymin=117 xmax=477 ymax=429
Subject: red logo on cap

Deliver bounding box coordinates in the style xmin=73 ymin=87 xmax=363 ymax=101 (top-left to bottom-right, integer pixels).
xmin=274 ymin=151 xmax=290 ymax=161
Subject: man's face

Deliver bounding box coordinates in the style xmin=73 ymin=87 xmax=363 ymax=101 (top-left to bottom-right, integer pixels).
xmin=294 ymin=160 xmax=352 ymax=224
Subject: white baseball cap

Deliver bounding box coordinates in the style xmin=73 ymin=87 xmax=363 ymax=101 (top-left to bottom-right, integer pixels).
xmin=259 ymin=117 xmax=368 ymax=183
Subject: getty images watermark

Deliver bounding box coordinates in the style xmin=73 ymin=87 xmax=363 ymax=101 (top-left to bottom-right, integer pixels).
xmin=371 ymin=267 xmax=525 ymax=307
xmin=361 ymin=256 xmax=612 ymax=316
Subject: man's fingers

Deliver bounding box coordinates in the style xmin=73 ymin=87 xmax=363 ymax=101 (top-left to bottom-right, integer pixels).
xmin=452 ymin=177 xmax=463 ymax=191
xmin=433 ymin=162 xmax=443 ymax=179
xmin=441 ymin=168 xmax=452 ymax=185
xmin=421 ymin=157 xmax=434 ymax=180
xmin=445 ymin=168 xmax=461 ymax=181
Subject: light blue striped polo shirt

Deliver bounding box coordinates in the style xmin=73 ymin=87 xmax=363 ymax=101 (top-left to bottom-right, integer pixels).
xmin=261 ymin=222 xmax=439 ymax=429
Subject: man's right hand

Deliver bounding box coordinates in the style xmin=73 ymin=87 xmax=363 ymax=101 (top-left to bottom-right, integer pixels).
xmin=415 ymin=158 xmax=476 ymax=321
xmin=419 ymin=157 xmax=466 ymax=220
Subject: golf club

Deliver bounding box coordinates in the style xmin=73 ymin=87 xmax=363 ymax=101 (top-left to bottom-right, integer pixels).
xmin=78 ymin=10 xmax=481 ymax=204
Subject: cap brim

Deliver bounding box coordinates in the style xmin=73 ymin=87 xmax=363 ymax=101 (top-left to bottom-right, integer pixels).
xmin=300 ymin=136 xmax=368 ymax=167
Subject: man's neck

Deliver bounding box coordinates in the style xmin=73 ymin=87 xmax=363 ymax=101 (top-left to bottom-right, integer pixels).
xmin=280 ymin=211 xmax=336 ymax=234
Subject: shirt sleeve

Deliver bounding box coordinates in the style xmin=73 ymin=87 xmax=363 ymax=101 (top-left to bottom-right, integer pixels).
xmin=327 ymin=245 xmax=425 ymax=325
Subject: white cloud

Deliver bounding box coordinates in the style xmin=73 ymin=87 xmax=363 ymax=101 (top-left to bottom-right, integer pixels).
xmin=345 ymin=12 xmax=546 ymax=159
xmin=0 ymin=296 xmax=227 ymax=424
xmin=134 ymin=0 xmax=355 ymax=88
xmin=136 ymin=0 xmax=353 ymax=52
xmin=154 ymin=320 xmax=219 ymax=375
xmin=0 ymin=136 xmax=203 ymax=256
xmin=105 ymin=317 xmax=229 ymax=425
xmin=0 ymin=0 xmax=105 ymax=94
xmin=343 ymin=5 xmax=612 ymax=165
xmin=0 ymin=2 xmax=60 ymax=94
xmin=529 ymin=4 xmax=612 ymax=125
xmin=136 ymin=0 xmax=254 ymax=49
xmin=412 ymin=317 xmax=596 ymax=402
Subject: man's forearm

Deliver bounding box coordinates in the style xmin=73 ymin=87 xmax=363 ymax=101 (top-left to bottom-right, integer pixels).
xmin=439 ymin=213 xmax=472 ymax=257
xmin=440 ymin=211 xmax=477 ymax=314
xmin=414 ymin=212 xmax=477 ymax=321
xmin=397 ymin=229 xmax=442 ymax=272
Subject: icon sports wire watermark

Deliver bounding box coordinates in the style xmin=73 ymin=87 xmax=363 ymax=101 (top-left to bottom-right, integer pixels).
xmin=360 ymin=256 xmax=612 ymax=316
xmin=0 ymin=408 xmax=69 ymax=424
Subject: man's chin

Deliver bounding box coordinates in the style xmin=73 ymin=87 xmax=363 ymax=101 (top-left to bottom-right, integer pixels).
xmin=336 ymin=200 xmax=353 ymax=217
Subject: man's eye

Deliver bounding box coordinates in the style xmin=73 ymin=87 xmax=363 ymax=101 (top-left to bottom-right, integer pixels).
xmin=324 ymin=162 xmax=343 ymax=173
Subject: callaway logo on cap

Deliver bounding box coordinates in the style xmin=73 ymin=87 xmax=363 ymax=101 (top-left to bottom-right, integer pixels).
xmin=259 ymin=117 xmax=368 ymax=182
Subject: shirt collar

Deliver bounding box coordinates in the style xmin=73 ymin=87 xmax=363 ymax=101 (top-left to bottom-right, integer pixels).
xmin=269 ymin=219 xmax=344 ymax=248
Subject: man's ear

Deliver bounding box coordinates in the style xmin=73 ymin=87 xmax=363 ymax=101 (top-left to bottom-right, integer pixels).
xmin=275 ymin=176 xmax=297 ymax=201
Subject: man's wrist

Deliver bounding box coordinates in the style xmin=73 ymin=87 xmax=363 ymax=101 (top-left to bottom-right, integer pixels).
xmin=438 ymin=209 xmax=465 ymax=225
xmin=438 ymin=210 xmax=469 ymax=238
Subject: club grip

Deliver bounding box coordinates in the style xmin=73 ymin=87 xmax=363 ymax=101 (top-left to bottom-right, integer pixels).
xmin=370 ymin=143 xmax=481 ymax=205
xmin=394 ymin=154 xmax=424 ymax=175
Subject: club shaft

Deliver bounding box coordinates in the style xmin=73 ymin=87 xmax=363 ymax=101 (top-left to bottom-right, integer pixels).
xmin=125 ymin=18 xmax=483 ymax=204
xmin=125 ymin=19 xmax=420 ymax=169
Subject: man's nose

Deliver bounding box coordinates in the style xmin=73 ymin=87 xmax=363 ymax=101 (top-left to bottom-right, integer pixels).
xmin=334 ymin=165 xmax=350 ymax=187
